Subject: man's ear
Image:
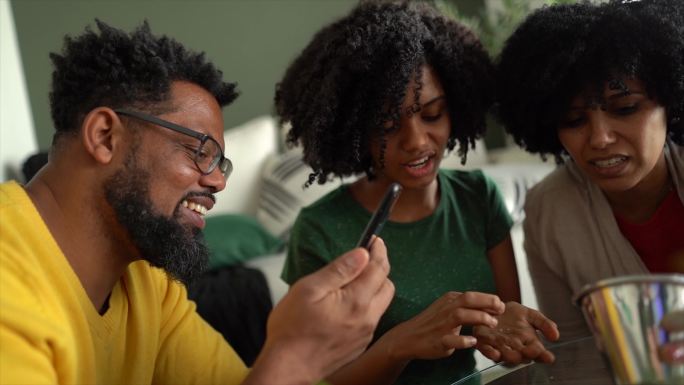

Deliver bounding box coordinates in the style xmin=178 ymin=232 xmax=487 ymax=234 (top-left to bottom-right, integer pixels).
xmin=81 ymin=107 xmax=124 ymax=165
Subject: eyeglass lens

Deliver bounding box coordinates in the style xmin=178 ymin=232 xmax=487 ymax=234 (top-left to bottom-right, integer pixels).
xmin=198 ymin=138 xmax=232 ymax=177
xmin=197 ymin=138 xmax=219 ymax=174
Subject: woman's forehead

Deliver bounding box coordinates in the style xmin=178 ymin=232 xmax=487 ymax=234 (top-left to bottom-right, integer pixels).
xmin=570 ymin=77 xmax=645 ymax=102
xmin=402 ymin=64 xmax=444 ymax=103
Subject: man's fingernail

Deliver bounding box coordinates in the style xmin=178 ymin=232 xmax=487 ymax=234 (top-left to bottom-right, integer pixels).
xmin=465 ymin=337 xmax=477 ymax=346
xmin=345 ymin=252 xmax=363 ymax=269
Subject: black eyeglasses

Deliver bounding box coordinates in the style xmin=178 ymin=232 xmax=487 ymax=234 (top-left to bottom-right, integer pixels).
xmin=114 ymin=109 xmax=232 ymax=177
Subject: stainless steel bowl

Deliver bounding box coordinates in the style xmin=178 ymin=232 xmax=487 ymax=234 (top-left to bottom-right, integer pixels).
xmin=574 ymin=274 xmax=684 ymax=385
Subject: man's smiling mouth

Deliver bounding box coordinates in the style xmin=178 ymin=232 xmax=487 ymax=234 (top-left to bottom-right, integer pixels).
xmin=182 ymin=200 xmax=208 ymax=216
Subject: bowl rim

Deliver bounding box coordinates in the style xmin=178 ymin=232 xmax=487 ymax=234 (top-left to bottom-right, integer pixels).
xmin=572 ymin=273 xmax=684 ymax=306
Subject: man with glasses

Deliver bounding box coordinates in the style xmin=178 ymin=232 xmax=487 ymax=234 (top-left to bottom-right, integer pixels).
xmin=0 ymin=20 xmax=394 ymax=385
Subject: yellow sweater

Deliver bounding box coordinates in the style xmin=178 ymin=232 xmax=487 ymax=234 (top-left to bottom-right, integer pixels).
xmin=0 ymin=181 xmax=248 ymax=384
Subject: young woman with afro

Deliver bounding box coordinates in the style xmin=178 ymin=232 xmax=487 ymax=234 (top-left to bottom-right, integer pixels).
xmin=276 ymin=2 xmax=559 ymax=384
xmin=496 ymin=0 xmax=684 ymax=342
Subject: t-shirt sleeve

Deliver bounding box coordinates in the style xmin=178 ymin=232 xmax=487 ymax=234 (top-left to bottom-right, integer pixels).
xmin=481 ymin=171 xmax=514 ymax=249
xmin=281 ymin=210 xmax=333 ymax=285
xmin=153 ymin=274 xmax=249 ymax=385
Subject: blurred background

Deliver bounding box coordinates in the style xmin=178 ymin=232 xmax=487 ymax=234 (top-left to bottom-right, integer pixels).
xmin=1 ymin=0 xmax=577 ymax=182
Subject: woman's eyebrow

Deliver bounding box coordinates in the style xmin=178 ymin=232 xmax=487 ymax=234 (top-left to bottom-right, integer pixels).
xmin=607 ymin=89 xmax=644 ymax=99
xmin=422 ymin=95 xmax=446 ymax=107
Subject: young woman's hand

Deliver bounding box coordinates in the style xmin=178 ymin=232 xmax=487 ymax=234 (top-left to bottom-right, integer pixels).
xmin=378 ymin=291 xmax=505 ymax=362
xmin=473 ymin=301 xmax=560 ymax=365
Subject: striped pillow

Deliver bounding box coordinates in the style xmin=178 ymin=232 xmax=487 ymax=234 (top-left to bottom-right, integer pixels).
xmin=256 ymin=151 xmax=345 ymax=239
xmin=479 ymin=163 xmax=554 ymax=224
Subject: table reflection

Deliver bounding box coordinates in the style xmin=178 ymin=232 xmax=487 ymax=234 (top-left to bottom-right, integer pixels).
xmin=450 ymin=336 xmax=616 ymax=385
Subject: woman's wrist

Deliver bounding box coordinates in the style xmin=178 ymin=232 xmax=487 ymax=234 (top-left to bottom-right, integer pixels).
xmin=376 ymin=326 xmax=414 ymax=363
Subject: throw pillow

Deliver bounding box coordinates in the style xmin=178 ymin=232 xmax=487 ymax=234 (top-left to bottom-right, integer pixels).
xmin=439 ymin=139 xmax=489 ymax=170
xmin=256 ymin=150 xmax=349 ymax=239
xmin=479 ymin=163 xmax=554 ymax=223
xmin=211 ymin=116 xmax=278 ymax=216
xmin=203 ymin=214 xmax=284 ymax=269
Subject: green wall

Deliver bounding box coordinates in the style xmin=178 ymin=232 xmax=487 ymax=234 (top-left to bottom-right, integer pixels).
xmin=12 ymin=0 xmax=359 ymax=149
xmin=12 ymin=0 xmax=484 ymax=150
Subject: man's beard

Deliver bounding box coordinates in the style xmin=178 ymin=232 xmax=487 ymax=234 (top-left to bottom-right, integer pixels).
xmin=104 ymin=154 xmax=209 ymax=286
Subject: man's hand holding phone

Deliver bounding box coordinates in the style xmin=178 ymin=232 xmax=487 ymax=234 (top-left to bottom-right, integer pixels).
xmin=248 ymin=238 xmax=394 ymax=385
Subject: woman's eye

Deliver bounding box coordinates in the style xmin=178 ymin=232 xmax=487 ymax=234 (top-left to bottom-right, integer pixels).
xmin=610 ymin=104 xmax=638 ymax=116
xmin=422 ymin=113 xmax=442 ymax=122
xmin=560 ymin=116 xmax=585 ymax=128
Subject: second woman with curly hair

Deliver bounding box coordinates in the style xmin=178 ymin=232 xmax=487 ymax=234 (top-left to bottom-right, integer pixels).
xmin=496 ymin=0 xmax=684 ymax=342
xmin=276 ymin=2 xmax=559 ymax=384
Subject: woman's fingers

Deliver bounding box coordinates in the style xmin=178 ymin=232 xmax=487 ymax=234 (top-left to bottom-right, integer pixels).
xmin=441 ymin=333 xmax=477 ymax=351
xmin=448 ymin=307 xmax=498 ymax=328
xmin=450 ymin=291 xmax=505 ymax=315
xmin=476 ymin=343 xmax=502 ymax=361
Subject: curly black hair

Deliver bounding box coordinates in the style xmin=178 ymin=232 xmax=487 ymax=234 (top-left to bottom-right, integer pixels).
xmin=496 ymin=0 xmax=684 ymax=160
xmin=49 ymin=19 xmax=237 ymax=144
xmin=275 ymin=1 xmax=494 ymax=185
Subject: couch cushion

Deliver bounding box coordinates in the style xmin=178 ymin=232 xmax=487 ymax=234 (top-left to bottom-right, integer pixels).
xmin=439 ymin=140 xmax=489 ymax=170
xmin=479 ymin=163 xmax=554 ymax=224
xmin=204 ymin=214 xmax=284 ymax=269
xmin=255 ymin=150 xmax=346 ymax=239
xmin=211 ymin=116 xmax=278 ymax=216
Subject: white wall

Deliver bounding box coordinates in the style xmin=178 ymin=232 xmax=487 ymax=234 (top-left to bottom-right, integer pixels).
xmin=0 ymin=0 xmax=36 ymax=182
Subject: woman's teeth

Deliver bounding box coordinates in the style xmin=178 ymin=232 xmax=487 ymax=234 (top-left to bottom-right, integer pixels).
xmin=407 ymin=156 xmax=430 ymax=168
xmin=182 ymin=200 xmax=208 ymax=215
xmin=593 ymin=156 xmax=627 ymax=168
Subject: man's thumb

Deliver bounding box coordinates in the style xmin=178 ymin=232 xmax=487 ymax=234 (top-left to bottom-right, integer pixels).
xmin=305 ymin=248 xmax=369 ymax=291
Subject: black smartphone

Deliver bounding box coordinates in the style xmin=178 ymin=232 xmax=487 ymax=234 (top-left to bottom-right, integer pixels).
xmin=356 ymin=182 xmax=403 ymax=250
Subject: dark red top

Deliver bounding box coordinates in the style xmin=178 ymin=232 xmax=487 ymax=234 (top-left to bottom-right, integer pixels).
xmin=615 ymin=189 xmax=684 ymax=273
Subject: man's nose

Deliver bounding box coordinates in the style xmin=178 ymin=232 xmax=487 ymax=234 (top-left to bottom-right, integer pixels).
xmin=200 ymin=166 xmax=227 ymax=192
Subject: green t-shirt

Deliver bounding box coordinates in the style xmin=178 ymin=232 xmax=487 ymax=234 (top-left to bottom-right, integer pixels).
xmin=282 ymin=169 xmax=513 ymax=385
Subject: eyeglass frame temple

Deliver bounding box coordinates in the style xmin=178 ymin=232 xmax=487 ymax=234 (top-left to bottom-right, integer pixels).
xmin=114 ymin=109 xmax=207 ymax=141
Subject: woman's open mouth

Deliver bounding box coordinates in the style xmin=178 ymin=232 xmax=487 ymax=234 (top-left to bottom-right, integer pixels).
xmin=402 ymin=154 xmax=436 ymax=177
xmin=591 ymin=155 xmax=628 ymax=168
xmin=588 ymin=155 xmax=629 ymax=177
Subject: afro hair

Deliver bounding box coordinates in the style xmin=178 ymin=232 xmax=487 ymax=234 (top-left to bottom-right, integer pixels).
xmin=275 ymin=1 xmax=494 ymax=185
xmin=49 ymin=19 xmax=237 ymax=143
xmin=495 ymin=0 xmax=684 ymax=160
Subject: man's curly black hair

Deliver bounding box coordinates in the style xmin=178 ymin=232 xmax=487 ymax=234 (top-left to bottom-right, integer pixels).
xmin=49 ymin=19 xmax=237 ymax=145
xmin=275 ymin=1 xmax=494 ymax=185
xmin=496 ymin=0 xmax=684 ymax=161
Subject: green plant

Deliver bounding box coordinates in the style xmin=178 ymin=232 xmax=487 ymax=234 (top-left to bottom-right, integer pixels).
xmin=433 ymin=0 xmax=592 ymax=56
xmin=430 ymin=0 xmax=600 ymax=149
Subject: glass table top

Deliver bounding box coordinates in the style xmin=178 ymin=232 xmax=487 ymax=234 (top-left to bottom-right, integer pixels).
xmin=449 ymin=336 xmax=616 ymax=385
